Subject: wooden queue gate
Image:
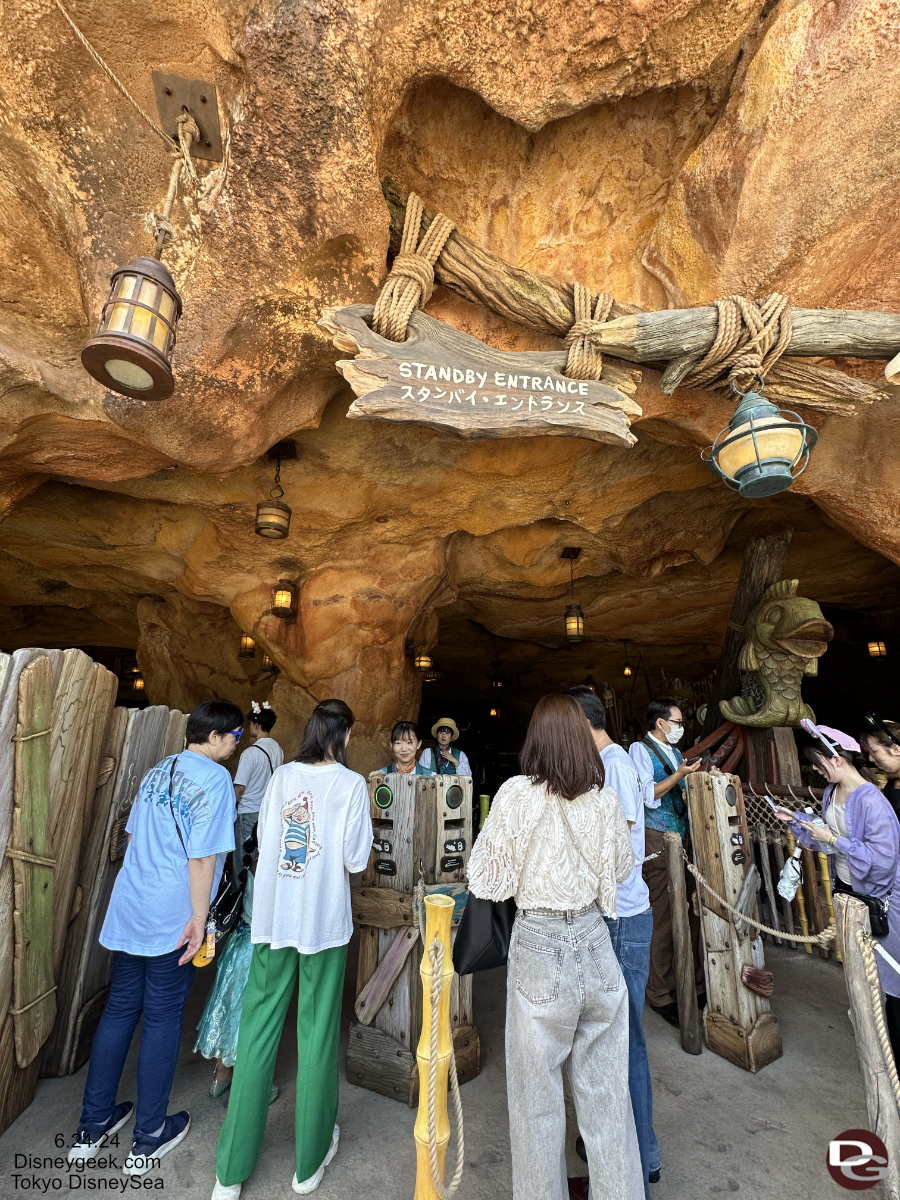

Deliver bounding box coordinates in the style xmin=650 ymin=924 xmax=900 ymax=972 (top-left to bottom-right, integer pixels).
xmin=685 ymin=771 xmax=783 ymax=1072
xmin=347 ymin=772 xmax=481 ymax=1105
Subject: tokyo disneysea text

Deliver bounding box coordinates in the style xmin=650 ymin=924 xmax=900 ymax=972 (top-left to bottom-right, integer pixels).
xmin=9 ymin=1153 xmax=165 ymax=1192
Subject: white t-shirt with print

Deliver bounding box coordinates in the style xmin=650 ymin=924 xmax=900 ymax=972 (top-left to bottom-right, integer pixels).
xmin=235 ymin=738 xmax=284 ymax=814
xmin=251 ymin=761 xmax=373 ymax=953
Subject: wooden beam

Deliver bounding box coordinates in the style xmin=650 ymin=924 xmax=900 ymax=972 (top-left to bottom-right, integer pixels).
xmin=587 ymin=306 xmax=900 ymax=362
xmin=835 ymin=893 xmax=900 ymax=1195
xmin=354 ymin=926 xmax=420 ymax=1025
xmin=703 ymin=531 xmax=793 ymax=737
xmin=664 ymin=832 xmax=702 ymax=1055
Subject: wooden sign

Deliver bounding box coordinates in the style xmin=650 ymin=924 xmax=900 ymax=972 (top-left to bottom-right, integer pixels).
xmin=319 ymin=304 xmax=641 ymax=446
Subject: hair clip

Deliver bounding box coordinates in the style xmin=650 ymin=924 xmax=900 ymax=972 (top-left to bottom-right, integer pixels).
xmin=251 ymin=700 xmax=262 ymax=714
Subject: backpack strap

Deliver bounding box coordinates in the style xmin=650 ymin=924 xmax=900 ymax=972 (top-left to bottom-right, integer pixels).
xmin=255 ymin=743 xmax=275 ymax=776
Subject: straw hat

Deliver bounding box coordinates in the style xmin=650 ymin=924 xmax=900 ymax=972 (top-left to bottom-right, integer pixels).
xmin=431 ymin=717 xmax=460 ymax=741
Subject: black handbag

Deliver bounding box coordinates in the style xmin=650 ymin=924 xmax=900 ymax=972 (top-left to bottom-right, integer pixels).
xmin=833 ymin=877 xmax=890 ymax=938
xmin=453 ymin=894 xmax=517 ymax=975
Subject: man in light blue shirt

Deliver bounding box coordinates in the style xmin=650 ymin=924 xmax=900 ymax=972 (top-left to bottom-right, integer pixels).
xmin=566 ymin=686 xmax=658 ymax=1196
xmin=69 ymin=700 xmax=243 ymax=1178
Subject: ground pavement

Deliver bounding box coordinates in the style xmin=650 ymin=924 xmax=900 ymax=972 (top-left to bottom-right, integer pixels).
xmin=0 ymin=942 xmax=865 ymax=1198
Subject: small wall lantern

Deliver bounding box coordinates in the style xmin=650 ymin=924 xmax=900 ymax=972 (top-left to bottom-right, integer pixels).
xmin=239 ymin=634 xmax=256 ymax=658
xmin=81 ymin=258 xmax=183 ymax=400
xmin=271 ymin=579 xmax=298 ymax=620
xmin=561 ymin=548 xmax=584 ymax=644
xmin=869 ymin=640 xmax=888 ymax=658
xmin=491 ymin=660 xmax=504 ymax=689
xmin=133 ymin=674 xmax=145 ymax=691
xmin=405 ymin=638 xmax=433 ymax=670
xmin=490 ymin=706 xmax=500 ymax=718
xmin=703 ymin=380 xmax=817 ymax=498
xmin=262 ymin=654 xmax=279 ymax=672
xmin=622 ymin=640 xmax=633 ymax=677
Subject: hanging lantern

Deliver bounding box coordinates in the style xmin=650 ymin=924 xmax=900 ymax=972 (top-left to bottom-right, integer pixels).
xmin=239 ymin=634 xmax=256 ymax=658
xmin=622 ymin=640 xmax=633 ymax=677
xmin=255 ymin=450 xmax=292 ymax=539
xmin=132 ymin=674 xmax=145 ymax=691
xmin=81 ymin=257 xmax=183 ymax=401
xmin=271 ymin=579 xmax=298 ymax=619
xmin=868 ymin=640 xmax=888 ymax=658
xmin=490 ymin=660 xmax=504 ymax=689
xmin=423 ymin=666 xmax=443 ymax=682
xmin=703 ymin=380 xmax=817 ymax=498
xmin=414 ymin=652 xmax=433 ymax=670
xmin=262 ymin=654 xmax=280 ymax=672
xmin=490 ymin=707 xmax=499 ymax=718
xmin=561 ymin=548 xmax=584 ymax=644
xmin=584 ymin=674 xmax=596 ymax=692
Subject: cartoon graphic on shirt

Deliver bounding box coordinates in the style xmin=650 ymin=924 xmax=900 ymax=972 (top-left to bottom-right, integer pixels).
xmin=279 ymin=792 xmax=321 ymax=877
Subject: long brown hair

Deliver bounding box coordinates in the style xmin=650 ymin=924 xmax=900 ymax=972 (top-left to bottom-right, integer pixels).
xmin=520 ymin=694 xmax=604 ymax=801
xmin=296 ymin=699 xmax=354 ymax=765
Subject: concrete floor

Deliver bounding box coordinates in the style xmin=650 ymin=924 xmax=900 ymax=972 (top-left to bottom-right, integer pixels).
xmin=0 ymin=941 xmax=865 ymax=1199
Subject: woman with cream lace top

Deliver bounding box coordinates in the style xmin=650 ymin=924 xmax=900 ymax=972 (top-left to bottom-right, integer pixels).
xmin=467 ymin=694 xmax=642 ymax=1200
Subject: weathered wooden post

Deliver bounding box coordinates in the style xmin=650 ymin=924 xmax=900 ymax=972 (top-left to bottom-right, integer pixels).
xmin=685 ymin=771 xmax=782 ymax=1071
xmin=834 ymin=893 xmax=900 ymax=1200
xmin=414 ymin=894 xmax=459 ymax=1200
xmin=663 ymin=831 xmax=701 ymax=1054
xmin=347 ymin=773 xmax=480 ymax=1104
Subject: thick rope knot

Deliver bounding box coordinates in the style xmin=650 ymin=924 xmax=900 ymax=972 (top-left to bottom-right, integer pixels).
xmin=681 ymin=293 xmax=792 ymax=393
xmin=175 ymin=111 xmax=201 ymax=189
xmin=372 ymin=193 xmax=456 ymax=342
xmin=564 ymin=283 xmax=615 ymax=380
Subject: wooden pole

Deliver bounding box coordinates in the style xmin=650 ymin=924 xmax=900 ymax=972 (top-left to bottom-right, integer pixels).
xmin=702 ymin=531 xmax=793 ymax=738
xmin=834 ymin=893 xmax=900 ymax=1200
xmin=585 ymin=306 xmax=900 ymax=363
xmin=663 ymin=832 xmax=702 ymax=1055
xmin=414 ymin=894 xmax=457 ymax=1200
xmin=382 ymin=181 xmax=891 ymax=414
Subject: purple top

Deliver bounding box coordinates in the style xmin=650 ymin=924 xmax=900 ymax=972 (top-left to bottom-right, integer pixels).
xmin=790 ymin=781 xmax=900 ymax=995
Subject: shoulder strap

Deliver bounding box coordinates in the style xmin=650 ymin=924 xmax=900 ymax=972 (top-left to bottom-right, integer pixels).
xmin=167 ymin=755 xmax=188 ymax=858
xmin=643 ymin=736 xmax=677 ymax=776
xmin=255 ymin=743 xmax=275 ymax=776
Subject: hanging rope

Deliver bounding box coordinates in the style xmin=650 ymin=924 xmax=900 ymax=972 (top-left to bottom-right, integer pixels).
xmin=51 ymin=0 xmax=178 ymax=153
xmin=683 ymin=851 xmax=837 ymax=948
xmin=414 ymin=871 xmax=427 ymax=942
xmin=564 ymin=283 xmax=614 ymax=380
xmin=857 ymin=929 xmax=900 ymax=1108
xmin=427 ymin=936 xmax=465 ymax=1200
xmin=372 ymin=194 xmax=455 ymax=342
xmin=680 ymin=294 xmax=793 ymax=392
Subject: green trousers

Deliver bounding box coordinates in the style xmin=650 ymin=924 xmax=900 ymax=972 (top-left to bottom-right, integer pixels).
xmin=215 ymin=941 xmax=347 ymax=1185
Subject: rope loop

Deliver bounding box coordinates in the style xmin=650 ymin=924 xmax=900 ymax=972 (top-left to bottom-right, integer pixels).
xmin=681 ymin=293 xmax=792 ymax=392
xmin=426 ymin=936 xmax=464 ymax=1200
xmin=372 ymin=193 xmax=455 ymax=342
xmin=564 ymin=283 xmax=614 ymax=380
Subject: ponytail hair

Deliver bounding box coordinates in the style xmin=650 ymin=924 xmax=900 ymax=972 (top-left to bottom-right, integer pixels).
xmin=296 ymin=699 xmax=354 ymax=765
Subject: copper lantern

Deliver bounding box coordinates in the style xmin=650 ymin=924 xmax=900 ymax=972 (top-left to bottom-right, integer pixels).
xmin=81 ymin=258 xmax=182 ymax=401
xmin=256 ymin=450 xmax=291 ymax=540
xmin=272 ymin=579 xmax=298 ymax=619
xmin=239 ymin=634 xmax=256 ymax=658
xmin=704 ymin=381 xmax=817 ymax=498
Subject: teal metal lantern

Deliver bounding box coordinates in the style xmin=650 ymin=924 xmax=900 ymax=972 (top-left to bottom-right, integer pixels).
xmin=703 ymin=380 xmax=817 ymax=499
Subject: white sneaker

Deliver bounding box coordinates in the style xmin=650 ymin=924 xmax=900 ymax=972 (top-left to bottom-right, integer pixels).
xmin=212 ymin=1180 xmax=242 ymax=1200
xmin=292 ymin=1125 xmax=340 ymax=1194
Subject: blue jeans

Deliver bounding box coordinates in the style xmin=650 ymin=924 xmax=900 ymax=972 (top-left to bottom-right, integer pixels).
xmin=80 ymin=948 xmax=195 ymax=1138
xmin=605 ymin=909 xmax=657 ymax=1197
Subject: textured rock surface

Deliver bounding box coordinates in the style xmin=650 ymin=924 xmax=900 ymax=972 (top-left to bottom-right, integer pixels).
xmin=1 ymin=0 xmax=899 ymax=768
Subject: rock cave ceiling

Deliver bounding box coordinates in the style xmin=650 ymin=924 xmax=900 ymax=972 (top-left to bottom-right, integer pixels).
xmin=2 ymin=0 xmax=900 ymax=751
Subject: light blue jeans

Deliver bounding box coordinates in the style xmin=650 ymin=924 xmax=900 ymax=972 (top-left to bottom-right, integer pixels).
xmin=506 ymin=904 xmax=643 ymax=1200
xmin=605 ymin=908 xmax=658 ymax=1197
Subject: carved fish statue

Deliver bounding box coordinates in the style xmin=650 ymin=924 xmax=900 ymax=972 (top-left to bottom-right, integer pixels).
xmin=720 ymin=580 xmax=833 ymax=728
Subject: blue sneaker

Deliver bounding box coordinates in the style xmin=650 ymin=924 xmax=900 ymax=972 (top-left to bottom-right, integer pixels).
xmin=123 ymin=1111 xmax=191 ymax=1176
xmin=67 ymin=1102 xmax=134 ymax=1164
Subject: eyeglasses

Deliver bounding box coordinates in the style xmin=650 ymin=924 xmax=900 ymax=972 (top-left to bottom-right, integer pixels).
xmin=227 ymin=728 xmax=243 ymax=741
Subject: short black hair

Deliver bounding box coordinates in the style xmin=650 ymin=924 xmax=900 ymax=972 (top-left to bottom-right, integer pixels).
xmin=647 ymin=697 xmax=680 ymax=730
xmin=391 ymin=721 xmax=420 ymax=743
xmin=186 ymin=700 xmax=245 ymax=746
xmin=247 ymin=706 xmax=277 ymax=733
xmin=564 ymin=685 xmax=606 ymax=731
xmin=296 ymin=699 xmax=354 ymax=766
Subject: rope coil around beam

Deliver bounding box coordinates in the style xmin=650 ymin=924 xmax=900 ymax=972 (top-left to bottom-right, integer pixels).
xmin=564 ymin=283 xmax=614 ymax=380
xmin=857 ymin=929 xmax=900 ymax=1109
xmin=680 ymin=293 xmax=793 ymax=392
xmin=372 ymin=194 xmax=456 ymax=342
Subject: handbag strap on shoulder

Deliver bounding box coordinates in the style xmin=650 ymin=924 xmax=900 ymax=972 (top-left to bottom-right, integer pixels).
xmin=167 ymin=755 xmax=188 ymax=858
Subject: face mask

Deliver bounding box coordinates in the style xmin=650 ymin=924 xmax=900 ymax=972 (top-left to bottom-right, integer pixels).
xmin=664 ymin=724 xmax=683 ymax=745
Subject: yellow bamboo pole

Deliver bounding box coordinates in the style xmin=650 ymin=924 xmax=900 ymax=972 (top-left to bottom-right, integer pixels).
xmin=414 ymin=894 xmax=455 ymax=1200
xmin=479 ymin=794 xmax=490 ymax=827
xmin=819 ymin=851 xmax=841 ymax=962
xmin=787 ymin=832 xmax=812 ymax=955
